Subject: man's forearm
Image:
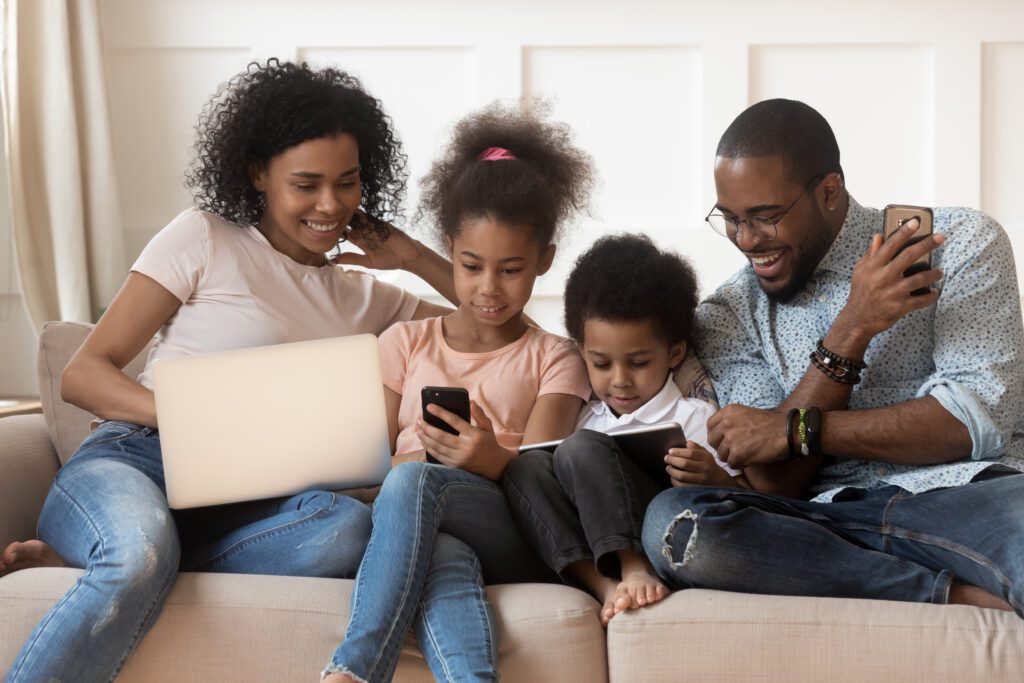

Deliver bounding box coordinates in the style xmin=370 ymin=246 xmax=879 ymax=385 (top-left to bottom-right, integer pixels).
xmin=821 ymin=396 xmax=971 ymax=464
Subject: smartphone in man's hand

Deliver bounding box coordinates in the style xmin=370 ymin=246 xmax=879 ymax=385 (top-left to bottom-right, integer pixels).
xmin=883 ymin=204 xmax=935 ymax=296
xmin=421 ymin=386 xmax=470 ymax=464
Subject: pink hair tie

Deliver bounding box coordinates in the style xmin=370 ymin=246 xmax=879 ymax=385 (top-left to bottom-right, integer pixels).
xmin=477 ymin=146 xmax=518 ymax=161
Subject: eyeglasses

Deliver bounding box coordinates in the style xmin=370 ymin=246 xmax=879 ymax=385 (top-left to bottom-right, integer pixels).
xmin=705 ymin=174 xmax=825 ymax=242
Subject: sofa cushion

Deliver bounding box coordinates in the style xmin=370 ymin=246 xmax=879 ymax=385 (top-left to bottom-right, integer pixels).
xmin=607 ymin=589 xmax=1024 ymax=682
xmin=0 ymin=569 xmax=607 ymax=682
xmin=37 ymin=321 xmax=154 ymax=464
xmin=673 ymin=347 xmax=719 ymax=408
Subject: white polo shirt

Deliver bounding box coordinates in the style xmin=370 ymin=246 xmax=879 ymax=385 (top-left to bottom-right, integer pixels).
xmin=577 ymin=377 xmax=739 ymax=476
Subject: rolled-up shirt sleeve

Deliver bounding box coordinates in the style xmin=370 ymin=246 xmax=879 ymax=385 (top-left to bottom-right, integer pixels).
xmin=916 ymin=211 xmax=1024 ymax=460
xmin=696 ymin=287 xmax=788 ymax=411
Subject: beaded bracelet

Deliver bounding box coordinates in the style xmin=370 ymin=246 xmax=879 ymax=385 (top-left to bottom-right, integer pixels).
xmin=810 ymin=339 xmax=865 ymax=385
xmin=795 ymin=407 xmax=822 ymax=457
xmin=797 ymin=409 xmax=810 ymax=456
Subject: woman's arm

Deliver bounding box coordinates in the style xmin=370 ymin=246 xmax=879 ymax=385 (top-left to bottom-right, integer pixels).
xmin=340 ymin=212 xmax=458 ymax=307
xmin=61 ymin=273 xmax=182 ymax=427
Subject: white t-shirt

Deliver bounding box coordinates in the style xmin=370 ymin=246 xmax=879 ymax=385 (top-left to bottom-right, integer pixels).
xmin=576 ymin=376 xmax=739 ymax=476
xmin=131 ymin=208 xmax=420 ymax=389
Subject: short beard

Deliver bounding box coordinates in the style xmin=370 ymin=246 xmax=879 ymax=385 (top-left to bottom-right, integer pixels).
xmin=763 ymin=204 xmax=836 ymax=303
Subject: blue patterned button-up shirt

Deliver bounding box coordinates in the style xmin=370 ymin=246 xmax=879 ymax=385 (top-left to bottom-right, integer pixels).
xmin=696 ymin=197 xmax=1024 ymax=502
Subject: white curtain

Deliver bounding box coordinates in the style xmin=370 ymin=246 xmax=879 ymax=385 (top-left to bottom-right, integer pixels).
xmin=1 ymin=0 xmax=126 ymax=329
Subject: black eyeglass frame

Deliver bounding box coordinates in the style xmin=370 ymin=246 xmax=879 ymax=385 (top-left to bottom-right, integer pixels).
xmin=704 ymin=173 xmax=827 ymax=242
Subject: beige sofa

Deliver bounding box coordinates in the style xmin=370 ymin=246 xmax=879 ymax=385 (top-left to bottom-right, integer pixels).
xmin=2 ymin=322 xmax=1022 ymax=681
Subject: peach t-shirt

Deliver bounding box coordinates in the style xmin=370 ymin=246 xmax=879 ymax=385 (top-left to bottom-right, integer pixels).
xmin=379 ymin=317 xmax=592 ymax=458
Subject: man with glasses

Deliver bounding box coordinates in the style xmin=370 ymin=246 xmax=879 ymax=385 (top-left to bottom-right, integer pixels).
xmin=644 ymin=98 xmax=1024 ymax=614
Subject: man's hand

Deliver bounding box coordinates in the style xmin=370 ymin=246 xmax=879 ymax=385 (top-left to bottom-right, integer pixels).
xmin=334 ymin=210 xmax=426 ymax=272
xmin=707 ymin=405 xmax=790 ymax=469
xmin=832 ymin=219 xmax=944 ymax=353
xmin=665 ymin=441 xmax=737 ymax=488
xmin=416 ymin=401 xmax=513 ymax=480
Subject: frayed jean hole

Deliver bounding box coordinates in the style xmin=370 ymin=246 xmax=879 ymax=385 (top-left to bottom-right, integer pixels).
xmin=661 ymin=509 xmax=699 ymax=569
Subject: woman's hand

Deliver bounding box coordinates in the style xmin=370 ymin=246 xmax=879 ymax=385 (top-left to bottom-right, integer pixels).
xmin=334 ymin=210 xmax=426 ymax=272
xmin=416 ymin=401 xmax=514 ymax=480
xmin=665 ymin=441 xmax=737 ymax=488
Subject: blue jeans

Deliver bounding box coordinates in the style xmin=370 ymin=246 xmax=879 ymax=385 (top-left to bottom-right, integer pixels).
xmin=6 ymin=421 xmax=373 ymax=683
xmin=642 ymin=473 xmax=1024 ymax=616
xmin=326 ymin=462 xmax=555 ymax=683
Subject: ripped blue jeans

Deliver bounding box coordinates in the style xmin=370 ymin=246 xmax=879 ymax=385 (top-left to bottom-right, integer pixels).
xmin=6 ymin=421 xmax=373 ymax=683
xmin=642 ymin=474 xmax=1024 ymax=616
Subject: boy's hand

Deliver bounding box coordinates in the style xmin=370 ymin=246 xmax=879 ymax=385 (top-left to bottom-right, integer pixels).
xmin=665 ymin=441 xmax=736 ymax=488
xmin=417 ymin=401 xmax=513 ymax=480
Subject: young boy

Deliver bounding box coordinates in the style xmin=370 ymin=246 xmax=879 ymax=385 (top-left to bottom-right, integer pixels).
xmin=503 ymin=234 xmax=746 ymax=625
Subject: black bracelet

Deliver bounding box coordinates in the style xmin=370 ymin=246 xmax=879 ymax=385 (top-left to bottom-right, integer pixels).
xmin=810 ymin=343 xmax=863 ymax=385
xmin=816 ymin=339 xmax=866 ymax=369
xmin=786 ymin=408 xmax=799 ymax=459
xmin=804 ymin=407 xmax=822 ymax=456
xmin=810 ymin=352 xmax=860 ymax=385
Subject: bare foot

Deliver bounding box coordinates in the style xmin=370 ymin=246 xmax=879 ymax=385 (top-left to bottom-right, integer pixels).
xmin=597 ymin=576 xmax=632 ymax=626
xmin=612 ymin=550 xmax=669 ymax=615
xmin=613 ymin=569 xmax=670 ymax=613
xmin=0 ymin=540 xmax=66 ymax=577
xmin=949 ymin=581 xmax=1014 ymax=612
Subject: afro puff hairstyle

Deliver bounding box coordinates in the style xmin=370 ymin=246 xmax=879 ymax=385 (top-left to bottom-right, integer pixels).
xmin=186 ymin=59 xmax=407 ymax=242
xmin=564 ymin=234 xmax=699 ymax=346
xmin=418 ymin=100 xmax=593 ymax=249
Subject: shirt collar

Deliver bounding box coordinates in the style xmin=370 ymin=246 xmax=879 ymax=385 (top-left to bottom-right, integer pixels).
xmin=814 ymin=196 xmax=881 ymax=277
xmin=589 ymin=376 xmax=683 ymax=425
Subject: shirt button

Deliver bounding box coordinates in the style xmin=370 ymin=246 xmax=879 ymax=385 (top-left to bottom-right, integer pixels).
xmin=818 ymin=295 xmax=827 ymax=303
xmin=876 ymin=466 xmax=887 ymax=476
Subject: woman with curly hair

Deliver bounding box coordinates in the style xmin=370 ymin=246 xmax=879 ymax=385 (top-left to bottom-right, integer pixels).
xmin=324 ymin=100 xmax=594 ymax=683
xmin=0 ymin=59 xmax=455 ymax=682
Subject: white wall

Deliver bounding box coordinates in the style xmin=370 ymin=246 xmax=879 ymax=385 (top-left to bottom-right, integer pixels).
xmin=2 ymin=0 xmax=1023 ymax=388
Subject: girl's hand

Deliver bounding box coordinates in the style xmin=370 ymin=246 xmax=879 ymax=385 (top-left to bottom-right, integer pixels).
xmin=417 ymin=401 xmax=514 ymax=480
xmin=334 ymin=210 xmax=426 ymax=272
xmin=665 ymin=441 xmax=736 ymax=488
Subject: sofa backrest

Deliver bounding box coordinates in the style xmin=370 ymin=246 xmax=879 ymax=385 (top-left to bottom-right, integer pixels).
xmin=674 ymin=348 xmax=719 ymax=408
xmin=38 ymin=321 xmax=154 ymax=464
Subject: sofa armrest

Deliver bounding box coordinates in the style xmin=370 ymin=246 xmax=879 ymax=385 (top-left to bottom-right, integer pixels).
xmin=0 ymin=414 xmax=60 ymax=548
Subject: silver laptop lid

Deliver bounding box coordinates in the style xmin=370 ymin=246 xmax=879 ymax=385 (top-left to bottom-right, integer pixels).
xmin=153 ymin=334 xmax=390 ymax=509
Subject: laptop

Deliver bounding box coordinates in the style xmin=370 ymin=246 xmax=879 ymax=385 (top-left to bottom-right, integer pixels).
xmin=153 ymin=334 xmax=391 ymax=509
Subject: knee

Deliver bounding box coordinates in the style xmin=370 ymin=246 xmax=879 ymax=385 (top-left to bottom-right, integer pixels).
xmin=552 ymin=429 xmax=615 ymax=471
xmin=504 ymin=449 xmax=552 ymax=489
xmin=382 ymin=461 xmax=432 ymax=493
xmin=112 ymin=507 xmax=181 ymax=590
xmin=299 ymin=494 xmax=372 ymax=578
xmin=334 ymin=495 xmax=373 ymax=548
xmin=641 ymin=487 xmax=713 ymax=586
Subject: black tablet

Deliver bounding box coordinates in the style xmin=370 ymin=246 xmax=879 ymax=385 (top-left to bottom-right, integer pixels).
xmin=519 ymin=422 xmax=686 ymax=489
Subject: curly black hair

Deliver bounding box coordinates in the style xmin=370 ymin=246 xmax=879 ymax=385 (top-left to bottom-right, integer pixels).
xmin=564 ymin=234 xmax=699 ymax=346
xmin=185 ymin=59 xmax=407 ymax=242
xmin=418 ymin=100 xmax=593 ymax=248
